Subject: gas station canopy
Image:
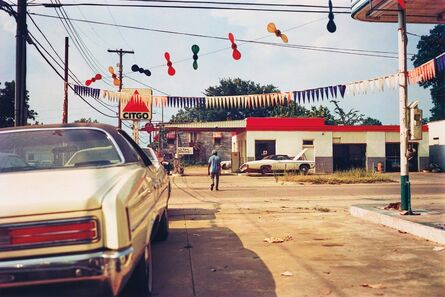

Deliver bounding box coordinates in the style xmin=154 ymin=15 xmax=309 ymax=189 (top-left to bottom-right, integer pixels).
xmin=351 ymin=0 xmax=445 ymax=24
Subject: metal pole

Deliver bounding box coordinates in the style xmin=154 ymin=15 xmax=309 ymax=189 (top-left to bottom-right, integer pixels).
xmin=63 ymin=37 xmax=69 ymax=124
xmin=398 ymin=6 xmax=411 ymax=212
xmin=15 ymin=0 xmax=26 ymax=126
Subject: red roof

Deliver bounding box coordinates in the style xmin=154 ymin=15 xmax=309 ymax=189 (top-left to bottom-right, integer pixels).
xmin=245 ymin=118 xmax=428 ymax=132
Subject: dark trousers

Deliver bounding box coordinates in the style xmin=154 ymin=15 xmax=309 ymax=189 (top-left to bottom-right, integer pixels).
xmin=210 ymin=172 xmax=220 ymax=189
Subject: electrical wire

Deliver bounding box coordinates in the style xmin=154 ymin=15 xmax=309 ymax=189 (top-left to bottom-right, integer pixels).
xmin=28 ymin=34 xmax=118 ymax=118
xmin=30 ymin=12 xmax=402 ymax=58
xmin=28 ymin=13 xmax=119 ymax=109
xmin=124 ymin=75 xmax=170 ymax=96
xmin=27 ymin=13 xmax=84 ymax=85
xmin=32 ymin=2 xmax=352 ymax=14
xmin=121 ymin=0 xmax=351 ymax=9
xmin=51 ymin=0 xmax=114 ymax=86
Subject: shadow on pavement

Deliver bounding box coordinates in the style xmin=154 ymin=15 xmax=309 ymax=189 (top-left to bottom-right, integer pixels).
xmin=152 ymin=227 xmax=277 ymax=297
xmin=168 ymin=208 xmax=218 ymax=221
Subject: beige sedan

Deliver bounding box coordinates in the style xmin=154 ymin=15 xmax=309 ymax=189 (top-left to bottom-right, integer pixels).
xmin=0 ymin=124 xmax=170 ymax=297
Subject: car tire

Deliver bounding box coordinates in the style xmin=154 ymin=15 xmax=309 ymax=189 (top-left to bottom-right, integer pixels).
xmin=299 ymin=164 xmax=310 ymax=175
xmin=127 ymin=243 xmax=153 ymax=297
xmin=260 ymin=166 xmax=271 ymax=175
xmin=155 ymin=210 xmax=169 ymax=242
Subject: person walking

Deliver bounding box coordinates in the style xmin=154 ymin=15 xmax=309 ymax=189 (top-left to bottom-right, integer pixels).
xmin=208 ymin=150 xmax=221 ymax=191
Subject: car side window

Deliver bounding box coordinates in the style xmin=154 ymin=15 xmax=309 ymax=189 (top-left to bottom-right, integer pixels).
xmin=117 ymin=130 xmax=152 ymax=167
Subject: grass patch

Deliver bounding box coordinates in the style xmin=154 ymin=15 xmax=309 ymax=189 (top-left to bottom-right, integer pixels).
xmin=279 ymin=169 xmax=396 ymax=184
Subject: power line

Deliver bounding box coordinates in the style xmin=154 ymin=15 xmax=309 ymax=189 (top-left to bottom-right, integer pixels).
xmin=32 ymin=2 xmax=352 ymax=14
xmin=50 ymin=0 xmax=114 ymax=86
xmin=124 ymin=75 xmax=170 ymax=96
xmin=120 ymin=0 xmax=351 ymax=9
xmin=30 ymin=12 xmax=402 ymax=58
xmin=27 ymin=13 xmax=84 ymax=85
xmin=28 ymin=34 xmax=118 ymax=118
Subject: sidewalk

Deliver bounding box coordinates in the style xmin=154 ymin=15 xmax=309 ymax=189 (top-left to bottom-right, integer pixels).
xmin=350 ymin=202 xmax=445 ymax=244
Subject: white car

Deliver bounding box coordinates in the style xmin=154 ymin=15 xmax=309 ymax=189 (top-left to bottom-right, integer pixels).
xmin=0 ymin=124 xmax=170 ymax=297
xmin=240 ymin=149 xmax=315 ymax=175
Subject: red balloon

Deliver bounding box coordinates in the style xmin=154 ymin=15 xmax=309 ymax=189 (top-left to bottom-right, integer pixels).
xmin=95 ymin=73 xmax=102 ymax=80
xmin=85 ymin=80 xmax=92 ymax=86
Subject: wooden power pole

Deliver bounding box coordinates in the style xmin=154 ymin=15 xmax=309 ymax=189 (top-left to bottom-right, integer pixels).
xmin=107 ymin=49 xmax=134 ymax=129
xmin=15 ymin=0 xmax=27 ymax=126
xmin=63 ymin=37 xmax=69 ymax=124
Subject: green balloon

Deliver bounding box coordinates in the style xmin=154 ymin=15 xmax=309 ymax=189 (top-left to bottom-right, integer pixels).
xmin=192 ymin=44 xmax=200 ymax=54
xmin=193 ymin=60 xmax=198 ymax=70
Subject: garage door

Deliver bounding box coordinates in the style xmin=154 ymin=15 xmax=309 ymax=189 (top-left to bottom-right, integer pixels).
xmin=333 ymin=144 xmax=366 ymax=171
xmin=255 ymin=140 xmax=276 ymax=160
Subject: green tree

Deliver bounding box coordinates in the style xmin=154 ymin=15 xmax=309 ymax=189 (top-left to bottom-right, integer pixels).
xmin=0 ymin=81 xmax=37 ymax=128
xmin=412 ymin=25 xmax=445 ymax=121
xmin=307 ymin=105 xmax=336 ymax=125
xmin=170 ymin=78 xmax=307 ymax=122
xmin=361 ymin=117 xmax=382 ymax=125
xmin=74 ymin=117 xmax=99 ymax=123
xmin=330 ymin=100 xmax=382 ymax=126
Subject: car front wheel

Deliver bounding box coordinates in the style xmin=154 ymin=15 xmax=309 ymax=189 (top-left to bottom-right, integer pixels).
xmin=299 ymin=164 xmax=310 ymax=175
xmin=260 ymin=166 xmax=271 ymax=175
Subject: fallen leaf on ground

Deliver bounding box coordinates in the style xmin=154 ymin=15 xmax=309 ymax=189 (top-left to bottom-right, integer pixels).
xmin=264 ymin=237 xmax=284 ymax=243
xmin=361 ymin=283 xmax=386 ymax=289
xmin=264 ymin=235 xmax=293 ymax=243
xmin=433 ymin=246 xmax=444 ymax=251
xmin=281 ymin=271 xmax=293 ymax=277
xmin=384 ymin=202 xmax=401 ymax=210
xmin=283 ymin=234 xmax=293 ymax=241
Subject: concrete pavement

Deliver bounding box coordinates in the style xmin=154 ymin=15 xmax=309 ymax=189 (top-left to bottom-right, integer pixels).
xmin=151 ymin=172 xmax=445 ymax=297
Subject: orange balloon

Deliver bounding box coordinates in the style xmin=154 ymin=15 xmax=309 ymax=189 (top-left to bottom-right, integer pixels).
xmin=267 ymin=22 xmax=276 ymax=33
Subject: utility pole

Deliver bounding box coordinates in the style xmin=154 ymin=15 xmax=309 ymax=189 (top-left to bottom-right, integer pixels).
xmin=15 ymin=0 xmax=27 ymax=126
xmin=398 ymin=4 xmax=411 ymax=212
xmin=63 ymin=37 xmax=69 ymax=124
xmin=107 ymin=49 xmax=134 ymax=129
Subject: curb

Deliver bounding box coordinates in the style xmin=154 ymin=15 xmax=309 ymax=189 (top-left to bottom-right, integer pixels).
xmin=350 ymin=205 xmax=445 ymax=244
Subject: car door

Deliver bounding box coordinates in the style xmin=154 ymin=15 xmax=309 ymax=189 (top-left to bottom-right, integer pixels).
xmin=118 ymin=131 xmax=160 ymax=248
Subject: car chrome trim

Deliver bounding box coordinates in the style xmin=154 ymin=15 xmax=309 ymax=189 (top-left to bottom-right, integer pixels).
xmin=0 ymin=217 xmax=100 ymax=252
xmin=0 ymin=127 xmax=126 ymax=165
xmin=0 ymin=247 xmax=134 ymax=295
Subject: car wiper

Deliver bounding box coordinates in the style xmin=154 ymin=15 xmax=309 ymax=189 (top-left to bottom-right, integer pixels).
xmin=73 ymin=160 xmax=112 ymax=167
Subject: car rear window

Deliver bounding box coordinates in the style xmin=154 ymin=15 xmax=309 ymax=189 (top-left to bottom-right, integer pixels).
xmin=0 ymin=128 xmax=122 ymax=173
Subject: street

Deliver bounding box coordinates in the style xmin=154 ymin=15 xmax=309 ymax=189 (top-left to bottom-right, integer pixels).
xmin=3 ymin=172 xmax=445 ymax=297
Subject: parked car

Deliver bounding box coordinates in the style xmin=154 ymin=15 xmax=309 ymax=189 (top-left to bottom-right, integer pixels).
xmin=221 ymin=160 xmax=231 ymax=170
xmin=142 ymin=147 xmax=172 ymax=175
xmin=0 ymin=124 xmax=171 ymax=297
xmin=239 ymin=149 xmax=315 ymax=175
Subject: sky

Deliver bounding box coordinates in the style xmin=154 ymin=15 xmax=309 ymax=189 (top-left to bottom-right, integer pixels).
xmin=0 ymin=0 xmax=437 ymax=146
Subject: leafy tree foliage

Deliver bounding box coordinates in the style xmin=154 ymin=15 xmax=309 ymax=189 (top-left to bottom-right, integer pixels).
xmin=0 ymin=81 xmax=37 ymax=128
xmin=330 ymin=100 xmax=381 ymax=126
xmin=74 ymin=117 xmax=98 ymax=123
xmin=412 ymin=25 xmax=445 ymax=121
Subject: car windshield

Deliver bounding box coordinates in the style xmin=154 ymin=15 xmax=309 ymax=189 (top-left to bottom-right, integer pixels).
xmin=0 ymin=128 xmax=122 ymax=173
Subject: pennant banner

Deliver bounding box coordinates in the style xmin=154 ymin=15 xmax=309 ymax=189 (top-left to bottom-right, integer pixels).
xmin=71 ymin=52 xmax=444 ymax=111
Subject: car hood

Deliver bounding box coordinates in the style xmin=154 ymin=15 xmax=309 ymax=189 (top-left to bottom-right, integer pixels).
xmin=0 ymin=165 xmax=137 ymax=218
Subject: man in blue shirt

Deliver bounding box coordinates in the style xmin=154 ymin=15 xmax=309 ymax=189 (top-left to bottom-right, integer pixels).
xmin=208 ymin=150 xmax=222 ymax=191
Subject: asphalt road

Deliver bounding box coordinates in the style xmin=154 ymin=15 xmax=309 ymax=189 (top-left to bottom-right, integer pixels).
xmin=3 ymin=172 xmax=444 ymax=297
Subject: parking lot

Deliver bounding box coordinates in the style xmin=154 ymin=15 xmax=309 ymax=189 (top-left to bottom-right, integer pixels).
xmin=152 ymin=171 xmax=445 ymax=297
xmin=3 ymin=172 xmax=444 ymax=297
